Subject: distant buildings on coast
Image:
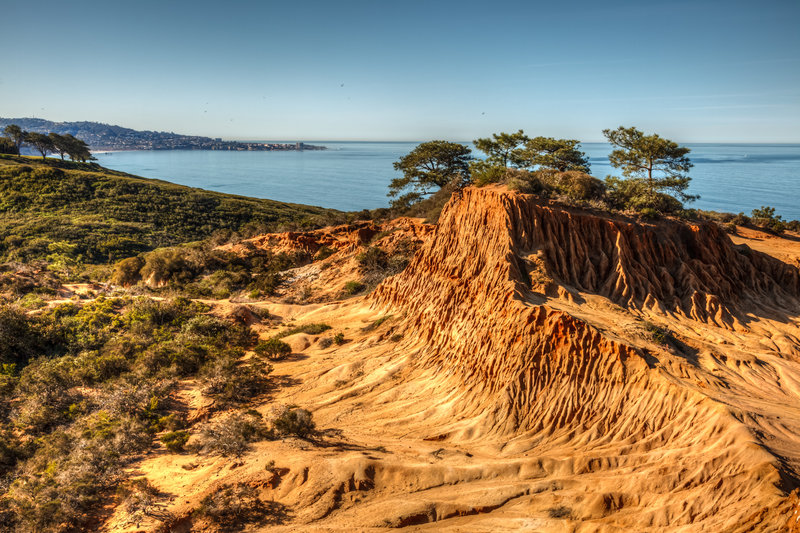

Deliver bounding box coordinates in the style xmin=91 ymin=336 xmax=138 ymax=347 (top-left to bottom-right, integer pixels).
xmin=0 ymin=118 xmax=326 ymax=153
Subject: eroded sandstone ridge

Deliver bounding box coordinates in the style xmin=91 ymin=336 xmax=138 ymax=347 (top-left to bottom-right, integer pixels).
xmin=105 ymin=186 xmax=800 ymax=532
xmin=370 ymin=186 xmax=800 ymax=529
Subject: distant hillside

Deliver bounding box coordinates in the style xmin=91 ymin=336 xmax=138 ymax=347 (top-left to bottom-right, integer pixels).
xmin=0 ymin=155 xmax=339 ymax=263
xmin=0 ymin=117 xmax=324 ymax=152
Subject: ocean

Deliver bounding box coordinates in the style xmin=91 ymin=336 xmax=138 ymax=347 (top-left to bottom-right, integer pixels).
xmin=93 ymin=143 xmax=800 ymax=220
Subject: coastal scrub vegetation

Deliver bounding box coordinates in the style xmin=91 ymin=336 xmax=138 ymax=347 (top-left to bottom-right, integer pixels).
xmin=0 ymin=156 xmax=337 ymax=265
xmin=0 ymin=295 xmax=279 ymax=532
xmin=390 ymin=129 xmax=800 ymax=235
xmin=391 ymin=126 xmax=696 ymax=217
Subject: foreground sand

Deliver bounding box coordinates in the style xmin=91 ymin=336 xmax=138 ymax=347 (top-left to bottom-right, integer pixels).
xmin=104 ymin=188 xmax=800 ymax=532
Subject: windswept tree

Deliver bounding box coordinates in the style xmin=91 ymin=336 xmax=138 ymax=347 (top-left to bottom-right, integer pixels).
xmin=473 ymin=130 xmax=529 ymax=168
xmin=49 ymin=133 xmax=70 ymax=160
xmin=63 ymin=134 xmax=94 ymax=162
xmin=24 ymin=132 xmax=54 ymax=160
xmin=389 ymin=141 xmax=472 ymax=208
xmin=603 ymin=126 xmax=696 ymax=213
xmin=3 ymin=124 xmax=26 ymax=152
xmin=521 ymin=137 xmax=590 ymax=172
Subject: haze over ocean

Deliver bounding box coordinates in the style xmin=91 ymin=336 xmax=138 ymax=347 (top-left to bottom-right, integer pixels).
xmin=94 ymin=143 xmax=800 ymax=218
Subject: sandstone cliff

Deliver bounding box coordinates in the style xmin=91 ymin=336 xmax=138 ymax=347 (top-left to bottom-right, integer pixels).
xmin=104 ymin=186 xmax=800 ymax=532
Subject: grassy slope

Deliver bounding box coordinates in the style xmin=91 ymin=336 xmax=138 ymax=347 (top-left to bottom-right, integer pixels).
xmin=0 ymin=155 xmax=339 ymax=263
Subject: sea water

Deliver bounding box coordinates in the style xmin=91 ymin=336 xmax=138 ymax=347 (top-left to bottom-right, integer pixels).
xmin=93 ymin=143 xmax=800 ymax=219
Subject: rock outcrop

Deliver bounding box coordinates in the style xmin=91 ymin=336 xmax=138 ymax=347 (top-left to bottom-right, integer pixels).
xmin=369 ymin=185 xmax=800 ymax=530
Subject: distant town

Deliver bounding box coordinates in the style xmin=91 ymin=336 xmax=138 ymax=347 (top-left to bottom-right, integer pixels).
xmin=0 ymin=118 xmax=326 ymax=152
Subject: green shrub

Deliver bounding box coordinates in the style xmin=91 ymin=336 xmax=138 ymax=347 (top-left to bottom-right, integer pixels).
xmin=195 ymin=482 xmax=287 ymax=530
xmin=751 ymin=206 xmax=785 ymax=234
xmin=161 ymin=430 xmax=190 ymax=452
xmin=118 ymin=478 xmax=161 ymax=528
xmin=639 ymin=207 xmax=659 ymax=220
xmin=604 ymin=176 xmax=683 ymax=214
xmin=469 ymin=160 xmax=507 ymax=186
xmin=537 ymin=170 xmax=605 ymax=202
xmin=333 ymin=333 xmax=345 ymax=345
xmin=202 ymin=355 xmax=271 ymax=404
xmin=275 ymin=323 xmax=331 ymax=338
xmin=356 ymin=246 xmax=389 ymax=271
xmin=643 ymin=321 xmax=670 ymax=345
xmin=271 ymin=406 xmax=315 ymax=439
xmin=314 ymin=246 xmax=336 ymax=261
xmin=195 ymin=412 xmax=269 ymax=458
xmin=343 ymin=280 xmax=365 ymax=295
xmin=254 ymin=338 xmax=291 ymax=361
xmin=110 ymin=256 xmax=145 ymax=286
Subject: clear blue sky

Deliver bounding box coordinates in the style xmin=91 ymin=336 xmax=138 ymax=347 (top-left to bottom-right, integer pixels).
xmin=2 ymin=0 xmax=798 ymax=141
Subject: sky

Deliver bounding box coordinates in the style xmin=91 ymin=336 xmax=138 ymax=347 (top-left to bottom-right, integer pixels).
xmin=2 ymin=0 xmax=799 ymax=142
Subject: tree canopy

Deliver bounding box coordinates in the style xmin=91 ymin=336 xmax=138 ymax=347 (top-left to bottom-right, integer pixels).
xmin=521 ymin=137 xmax=590 ymax=172
xmin=1 ymin=125 xmax=94 ymax=161
xmin=4 ymin=124 xmax=25 ymax=152
xmin=24 ymin=132 xmax=54 ymax=160
xmin=61 ymin=134 xmax=94 ymax=162
xmin=473 ymin=130 xmax=529 ymax=168
xmin=389 ymin=141 xmax=472 ymax=208
xmin=603 ymin=126 xmax=696 ymax=212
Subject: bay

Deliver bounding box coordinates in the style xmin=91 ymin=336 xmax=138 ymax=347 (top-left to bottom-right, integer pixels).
xmin=94 ymin=142 xmax=800 ymax=220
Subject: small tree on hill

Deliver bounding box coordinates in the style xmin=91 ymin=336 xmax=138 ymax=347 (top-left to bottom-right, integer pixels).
xmin=603 ymin=126 xmax=697 ymax=213
xmin=49 ymin=133 xmax=70 ymax=160
xmin=389 ymin=140 xmax=472 ymax=208
xmin=473 ymin=130 xmax=529 ymax=168
xmin=521 ymin=137 xmax=590 ymax=172
xmin=63 ymin=134 xmax=94 ymax=162
xmin=3 ymin=124 xmax=26 ymax=153
xmin=24 ymin=132 xmax=54 ymax=160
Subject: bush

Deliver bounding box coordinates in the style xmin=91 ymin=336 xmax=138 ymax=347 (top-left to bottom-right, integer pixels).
xmin=469 ymin=160 xmax=507 ymax=186
xmin=275 ymin=323 xmax=331 ymax=338
xmin=333 ymin=333 xmax=345 ymax=345
xmin=118 ymin=478 xmax=162 ymax=527
xmin=643 ymin=321 xmax=670 ymax=345
xmin=254 ymin=338 xmax=291 ymax=361
xmin=0 ymin=306 xmax=48 ymax=367
xmin=271 ymin=406 xmax=315 ymax=439
xmin=0 ymin=138 xmax=18 ymax=155
xmin=732 ymin=212 xmax=750 ymax=226
xmin=195 ymin=483 xmax=286 ymax=530
xmin=343 ymin=280 xmax=365 ymax=295
xmin=537 ymin=170 xmax=605 ymax=202
xmin=639 ymin=207 xmax=659 ymax=220
xmin=314 ymin=246 xmax=336 ymax=261
xmin=195 ymin=412 xmax=269 ymax=458
xmin=202 ymin=355 xmax=271 ymax=404
xmin=161 ymin=430 xmax=190 ymax=452
xmin=604 ymin=177 xmax=683 ymax=214
xmin=751 ymin=206 xmax=785 ymax=234
xmin=111 ymin=256 xmax=145 ymax=286
xmin=356 ymin=246 xmax=389 ymax=271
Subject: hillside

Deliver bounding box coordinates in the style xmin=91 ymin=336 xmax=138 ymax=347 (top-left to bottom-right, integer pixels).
xmin=0 ymin=155 xmax=337 ymax=263
xmin=0 ymin=118 xmax=324 ymax=151
xmin=2 ymin=183 xmax=800 ymax=532
xmin=83 ymin=185 xmax=798 ymax=532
